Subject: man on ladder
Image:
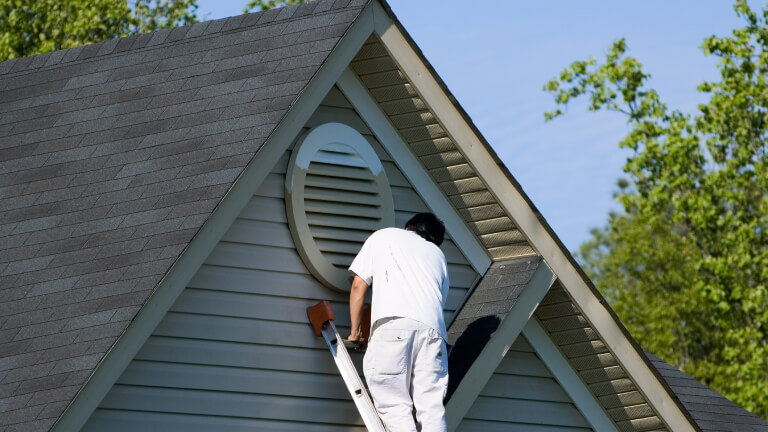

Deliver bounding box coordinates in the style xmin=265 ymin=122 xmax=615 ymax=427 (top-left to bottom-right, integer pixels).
xmin=347 ymin=213 xmax=450 ymax=432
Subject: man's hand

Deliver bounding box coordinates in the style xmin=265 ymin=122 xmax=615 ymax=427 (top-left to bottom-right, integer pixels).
xmin=348 ymin=275 xmax=369 ymax=342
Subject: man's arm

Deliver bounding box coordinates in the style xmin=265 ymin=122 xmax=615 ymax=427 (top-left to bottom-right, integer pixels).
xmin=348 ymin=275 xmax=369 ymax=341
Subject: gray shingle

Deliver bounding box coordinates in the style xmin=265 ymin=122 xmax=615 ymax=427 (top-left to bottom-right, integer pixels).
xmin=44 ymin=296 xmax=98 ymax=322
xmin=144 ymin=228 xmax=198 ymax=250
xmin=8 ymin=56 xmax=34 ymax=74
xmin=645 ymin=352 xmax=768 ymax=431
xmin=184 ymin=21 xmax=210 ymax=39
xmin=0 ymin=58 xmax=18 ymax=75
xmin=2 ymin=256 xmax=55 ymax=277
xmin=203 ymin=17 xmax=228 ymax=35
xmin=76 ymin=43 xmax=102 ymax=61
xmin=96 ymin=39 xmax=120 ymax=57
xmin=255 ymin=7 xmax=282 ymax=25
xmin=15 ymin=374 xmax=69 ymax=396
xmin=0 ymin=2 xmax=365 ymax=430
xmin=25 ymin=277 xmax=80 ymax=299
xmin=2 ymin=309 xmax=53 ymax=331
xmin=293 ymin=1 xmax=320 ymax=17
xmin=95 ymin=288 xmax=154 ymax=313
xmin=331 ymin=0 xmax=353 ymax=10
xmin=296 ymin=22 xmax=349 ymax=44
xmin=13 ymin=267 xmax=67 ymax=290
xmin=166 ymin=26 xmax=189 ymax=43
xmin=221 ymin=14 xmax=247 ymax=32
xmin=276 ymin=3 xmax=300 ymax=20
xmin=0 ymin=340 xmax=28 ymax=358
xmin=0 ymin=393 xmax=33 ymax=414
xmin=72 ymin=323 xmax=125 ymax=343
xmin=0 ymin=405 xmax=44 ymax=427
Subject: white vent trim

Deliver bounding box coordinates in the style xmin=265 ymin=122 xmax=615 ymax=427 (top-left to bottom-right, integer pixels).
xmin=286 ymin=122 xmax=395 ymax=292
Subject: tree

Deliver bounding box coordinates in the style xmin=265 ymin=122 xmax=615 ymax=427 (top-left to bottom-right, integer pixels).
xmin=0 ymin=0 xmax=198 ymax=61
xmin=545 ymin=0 xmax=768 ymax=418
xmin=243 ymin=0 xmax=307 ymax=14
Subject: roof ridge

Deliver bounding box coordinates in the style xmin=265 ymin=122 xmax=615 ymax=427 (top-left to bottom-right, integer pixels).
xmin=0 ymin=0 xmax=349 ymax=78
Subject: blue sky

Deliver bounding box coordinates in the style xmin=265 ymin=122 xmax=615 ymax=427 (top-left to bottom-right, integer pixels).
xmin=197 ymin=0 xmax=751 ymax=251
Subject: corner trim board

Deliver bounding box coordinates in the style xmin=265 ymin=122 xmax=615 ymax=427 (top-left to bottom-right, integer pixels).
xmin=444 ymin=262 xmax=556 ymax=431
xmin=50 ymin=5 xmax=377 ymax=431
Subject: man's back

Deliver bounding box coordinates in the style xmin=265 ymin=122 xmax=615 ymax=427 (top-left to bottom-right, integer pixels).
xmin=349 ymin=227 xmax=450 ymax=339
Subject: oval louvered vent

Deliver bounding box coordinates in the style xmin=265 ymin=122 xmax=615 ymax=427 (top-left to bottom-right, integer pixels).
xmin=286 ymin=122 xmax=394 ymax=292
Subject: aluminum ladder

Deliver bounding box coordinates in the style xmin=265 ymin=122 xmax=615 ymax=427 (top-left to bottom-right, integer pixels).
xmin=307 ymin=301 xmax=387 ymax=432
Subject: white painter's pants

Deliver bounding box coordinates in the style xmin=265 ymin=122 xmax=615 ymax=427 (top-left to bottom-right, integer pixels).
xmin=363 ymin=317 xmax=448 ymax=432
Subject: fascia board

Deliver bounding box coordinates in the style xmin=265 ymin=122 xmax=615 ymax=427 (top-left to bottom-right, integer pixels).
xmin=336 ymin=68 xmax=491 ymax=276
xmin=444 ymin=262 xmax=555 ymax=431
xmin=523 ymin=318 xmax=620 ymax=432
xmin=369 ymin=2 xmax=696 ymax=431
xmin=50 ymin=6 xmax=377 ymax=432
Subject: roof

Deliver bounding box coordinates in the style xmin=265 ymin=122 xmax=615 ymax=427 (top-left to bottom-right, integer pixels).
xmin=647 ymin=352 xmax=768 ymax=432
xmin=1 ymin=0 xmax=766 ymax=431
xmin=446 ymin=257 xmax=543 ymax=400
xmin=0 ymin=1 xmax=365 ymax=430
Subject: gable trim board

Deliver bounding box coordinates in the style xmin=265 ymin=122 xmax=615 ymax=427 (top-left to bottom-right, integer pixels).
xmin=445 ymin=261 xmax=555 ymax=431
xmin=365 ymin=2 xmax=698 ymax=431
xmin=49 ymin=4 xmax=376 ymax=431
xmin=335 ymin=67 xmax=491 ymax=274
xmin=522 ymin=318 xmax=620 ymax=432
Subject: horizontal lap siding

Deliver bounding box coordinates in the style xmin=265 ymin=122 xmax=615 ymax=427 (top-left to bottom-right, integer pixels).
xmin=458 ymin=337 xmax=593 ymax=432
xmin=84 ymin=90 xmax=478 ymax=430
xmin=534 ymin=284 xmax=668 ymax=432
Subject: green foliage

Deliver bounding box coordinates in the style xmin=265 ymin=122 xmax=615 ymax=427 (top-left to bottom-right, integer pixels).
xmin=0 ymin=0 xmax=198 ymax=61
xmin=131 ymin=0 xmax=198 ymax=35
xmin=546 ymin=0 xmax=768 ymax=419
xmin=243 ymin=0 xmax=307 ymax=13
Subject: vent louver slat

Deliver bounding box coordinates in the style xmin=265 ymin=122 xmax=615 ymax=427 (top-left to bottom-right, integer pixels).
xmin=286 ymin=122 xmax=394 ymax=292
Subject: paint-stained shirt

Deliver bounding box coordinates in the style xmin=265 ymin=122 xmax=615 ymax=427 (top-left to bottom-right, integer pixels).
xmin=349 ymin=227 xmax=450 ymax=339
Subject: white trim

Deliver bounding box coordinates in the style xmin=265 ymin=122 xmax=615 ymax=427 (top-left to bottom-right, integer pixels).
xmin=369 ymin=3 xmax=694 ymax=431
xmin=286 ymin=122 xmax=394 ymax=291
xmin=444 ymin=262 xmax=555 ymax=431
xmin=523 ymin=319 xmax=620 ymax=432
xmin=336 ymin=68 xmax=491 ymax=275
xmin=51 ymin=6 xmax=377 ymax=432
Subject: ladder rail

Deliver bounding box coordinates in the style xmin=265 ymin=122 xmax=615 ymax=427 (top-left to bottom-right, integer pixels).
xmin=308 ymin=301 xmax=387 ymax=432
xmin=321 ymin=320 xmax=387 ymax=432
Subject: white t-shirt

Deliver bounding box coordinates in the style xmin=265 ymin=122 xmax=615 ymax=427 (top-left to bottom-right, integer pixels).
xmin=349 ymin=227 xmax=450 ymax=340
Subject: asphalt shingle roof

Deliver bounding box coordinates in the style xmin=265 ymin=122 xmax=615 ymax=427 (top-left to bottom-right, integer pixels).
xmin=646 ymin=352 xmax=768 ymax=432
xmin=0 ymin=1 xmax=365 ymax=430
xmin=447 ymin=256 xmax=542 ymax=346
xmin=3 ymin=1 xmax=766 ymax=431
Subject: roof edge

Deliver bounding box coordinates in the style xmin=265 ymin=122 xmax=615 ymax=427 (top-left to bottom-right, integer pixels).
xmin=0 ymin=8 xmax=266 ymax=77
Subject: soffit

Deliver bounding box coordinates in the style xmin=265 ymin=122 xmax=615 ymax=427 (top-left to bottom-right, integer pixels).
xmin=346 ymin=32 xmax=672 ymax=432
xmin=535 ymin=284 xmax=670 ymax=432
xmin=349 ymin=35 xmax=536 ymax=262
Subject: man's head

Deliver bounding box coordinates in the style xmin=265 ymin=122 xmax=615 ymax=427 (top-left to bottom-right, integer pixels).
xmin=404 ymin=213 xmax=445 ymax=246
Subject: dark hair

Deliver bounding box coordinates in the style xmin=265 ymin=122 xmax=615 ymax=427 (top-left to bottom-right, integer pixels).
xmin=405 ymin=212 xmax=445 ymax=246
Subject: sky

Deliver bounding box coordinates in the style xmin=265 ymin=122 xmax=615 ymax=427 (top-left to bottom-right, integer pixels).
xmin=196 ymin=0 xmax=752 ymax=252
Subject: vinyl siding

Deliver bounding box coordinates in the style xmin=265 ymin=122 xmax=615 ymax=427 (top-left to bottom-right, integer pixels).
xmin=457 ymin=336 xmax=594 ymax=432
xmin=82 ymin=87 xmax=479 ymax=430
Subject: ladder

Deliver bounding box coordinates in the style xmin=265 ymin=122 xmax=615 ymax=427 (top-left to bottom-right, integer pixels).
xmin=307 ymin=301 xmax=387 ymax=432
